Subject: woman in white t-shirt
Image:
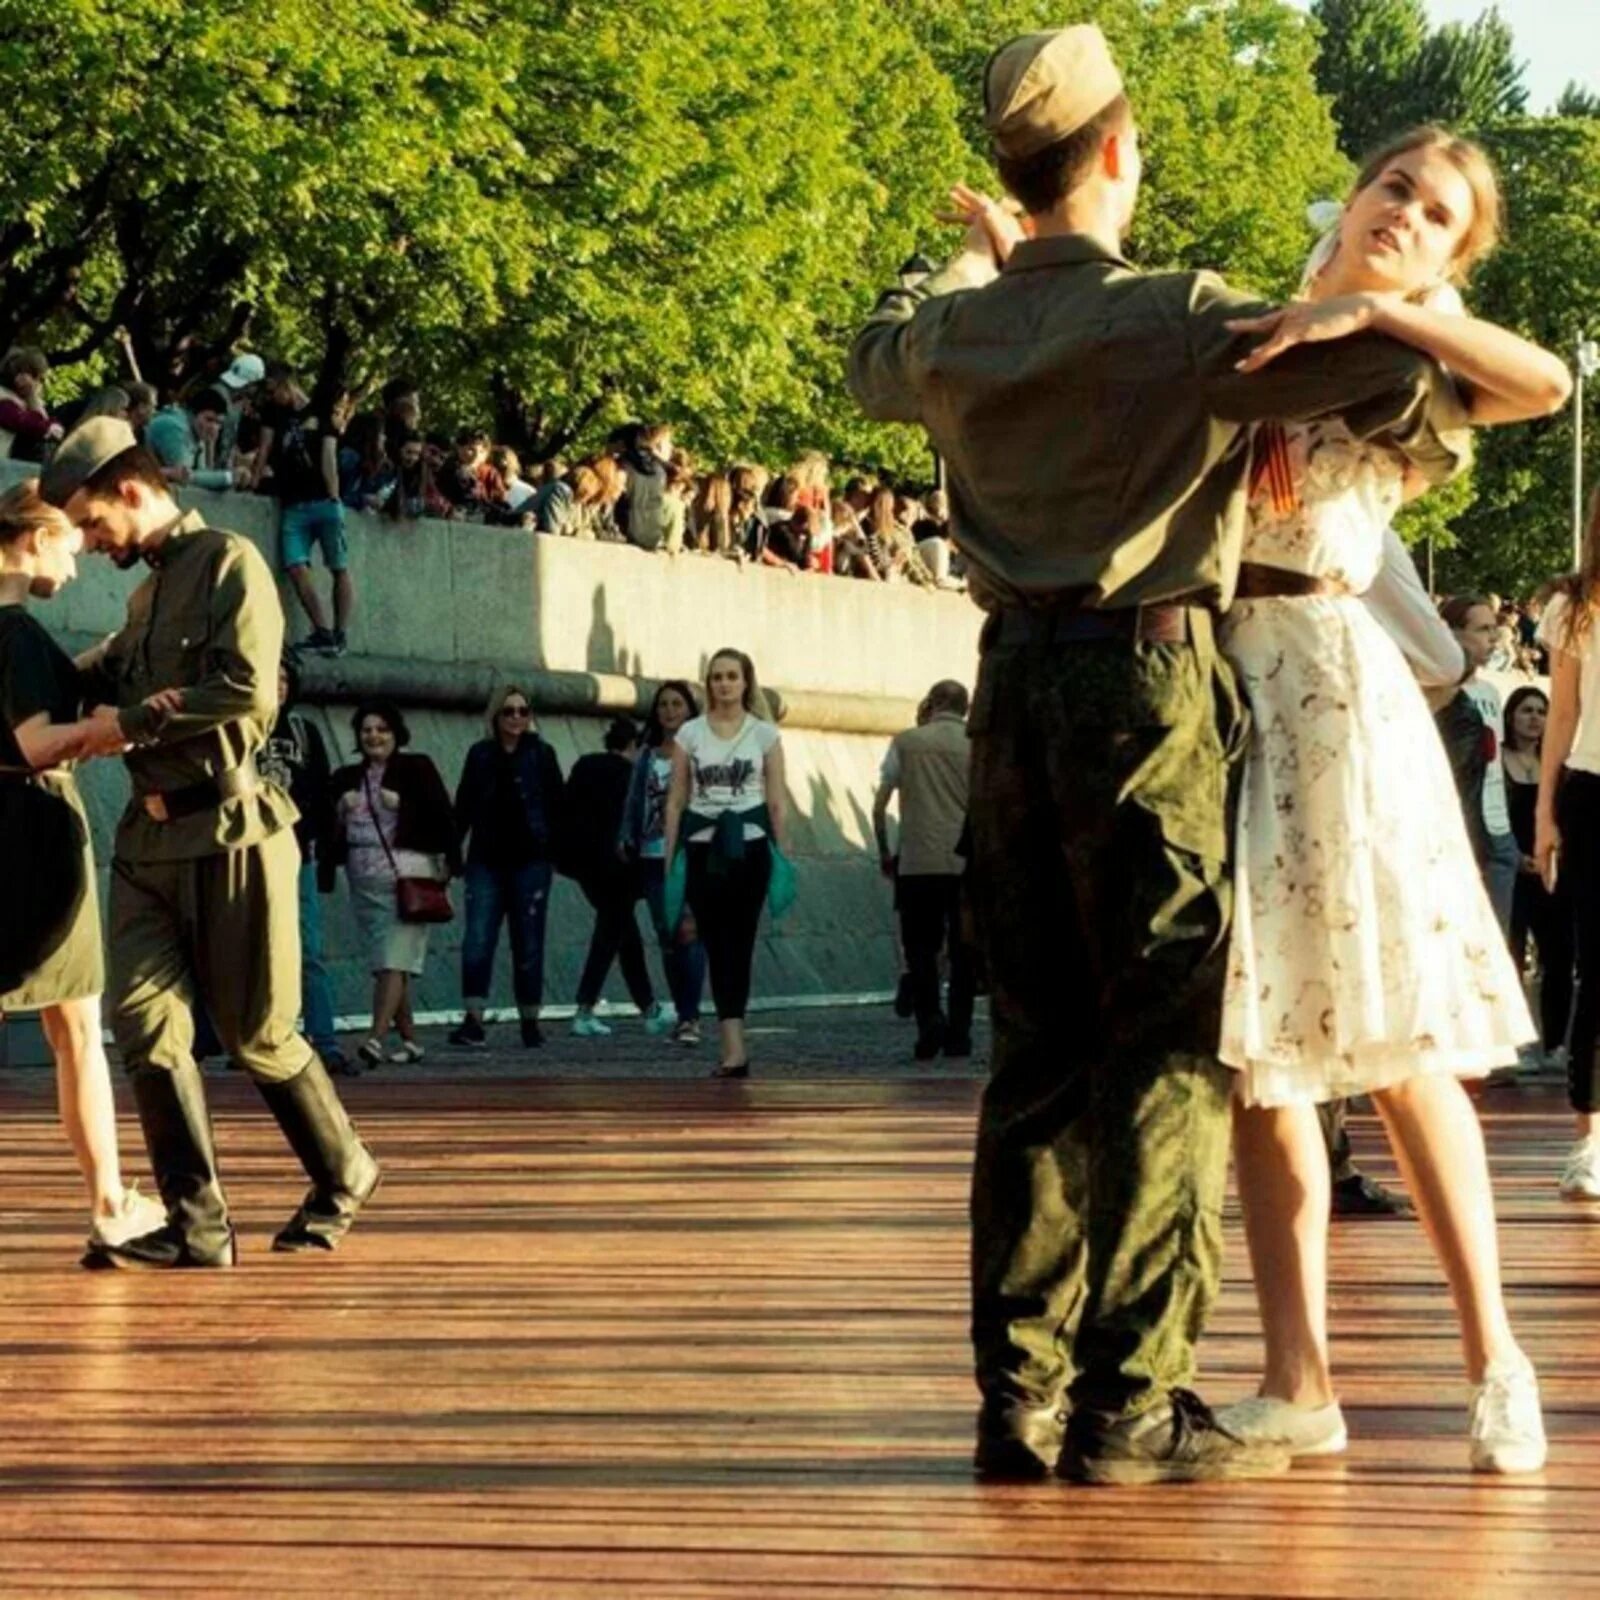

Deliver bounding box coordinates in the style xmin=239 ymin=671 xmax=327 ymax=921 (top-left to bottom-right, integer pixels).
xmin=1535 ymin=491 xmax=1600 ymax=1200
xmin=665 ymin=648 xmax=787 ymax=1077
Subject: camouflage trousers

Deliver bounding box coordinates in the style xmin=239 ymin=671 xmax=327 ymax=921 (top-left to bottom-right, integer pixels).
xmin=967 ymin=608 xmax=1248 ymax=1420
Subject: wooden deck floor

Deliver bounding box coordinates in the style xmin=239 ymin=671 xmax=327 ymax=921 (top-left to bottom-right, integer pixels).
xmin=0 ymin=1069 xmax=1594 ymax=1598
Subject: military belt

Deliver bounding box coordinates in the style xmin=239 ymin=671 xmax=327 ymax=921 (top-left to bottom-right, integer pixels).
xmin=141 ymin=760 xmax=260 ymax=824
xmin=985 ymin=602 xmax=1204 ymax=649
xmin=1235 ymin=562 xmax=1353 ymax=600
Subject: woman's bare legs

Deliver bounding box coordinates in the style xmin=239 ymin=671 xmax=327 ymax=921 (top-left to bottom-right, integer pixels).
xmin=395 ymin=982 xmax=416 ymax=1044
xmin=1232 ymin=1099 xmax=1337 ymax=1406
xmin=370 ymin=971 xmax=407 ymax=1043
xmin=1370 ymin=1075 xmax=1520 ymax=1382
xmin=39 ymin=997 xmax=126 ymax=1220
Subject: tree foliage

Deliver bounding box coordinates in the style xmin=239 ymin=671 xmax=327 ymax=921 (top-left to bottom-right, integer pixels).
xmin=1310 ymin=0 xmax=1526 ymax=160
xmin=0 ymin=0 xmax=1355 ymax=475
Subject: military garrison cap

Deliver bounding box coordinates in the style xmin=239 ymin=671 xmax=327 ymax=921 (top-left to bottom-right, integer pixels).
xmin=40 ymin=416 xmax=140 ymax=507
xmin=983 ymin=25 xmax=1125 ymax=162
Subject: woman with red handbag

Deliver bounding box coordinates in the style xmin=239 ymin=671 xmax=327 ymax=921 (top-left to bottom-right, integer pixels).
xmin=328 ymin=698 xmax=458 ymax=1069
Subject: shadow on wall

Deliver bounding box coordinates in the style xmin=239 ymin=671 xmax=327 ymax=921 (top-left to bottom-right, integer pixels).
xmin=586 ymin=583 xmax=642 ymax=680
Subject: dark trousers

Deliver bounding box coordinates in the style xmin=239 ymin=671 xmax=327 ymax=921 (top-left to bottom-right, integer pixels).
xmin=967 ymin=614 xmax=1246 ymax=1421
xmin=460 ymin=859 xmax=552 ymax=1016
xmin=1558 ymin=772 xmax=1600 ymax=1112
xmin=898 ymin=873 xmax=975 ymax=1038
xmin=1319 ymin=1100 xmax=1357 ymax=1185
xmin=1510 ymin=869 xmax=1574 ymax=1054
xmin=576 ymin=869 xmax=654 ymax=1011
xmin=641 ymin=857 xmax=707 ymax=1022
xmin=685 ymin=840 xmax=771 ymax=1021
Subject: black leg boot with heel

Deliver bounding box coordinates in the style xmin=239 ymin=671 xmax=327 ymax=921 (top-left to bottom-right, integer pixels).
xmin=256 ymin=1057 xmax=380 ymax=1252
xmin=83 ymin=1060 xmax=236 ymax=1270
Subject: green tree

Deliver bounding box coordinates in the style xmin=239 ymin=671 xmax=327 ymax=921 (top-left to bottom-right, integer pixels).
xmin=1557 ymin=83 xmax=1600 ymax=119
xmin=1438 ymin=118 xmax=1600 ymax=596
xmin=1310 ymin=0 xmax=1526 ymax=159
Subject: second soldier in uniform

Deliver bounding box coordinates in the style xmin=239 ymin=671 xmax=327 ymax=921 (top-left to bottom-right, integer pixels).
xmin=43 ymin=418 xmax=378 ymax=1268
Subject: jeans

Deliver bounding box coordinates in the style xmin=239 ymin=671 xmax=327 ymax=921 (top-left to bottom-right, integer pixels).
xmin=299 ymin=859 xmax=338 ymax=1052
xmin=575 ymin=869 xmax=654 ymax=1011
xmin=461 ymin=858 xmax=552 ymax=1017
xmin=897 ymin=873 xmax=976 ymax=1040
xmin=641 ymin=856 xmax=706 ymax=1023
xmin=685 ymin=840 xmax=770 ymax=1021
xmin=1484 ymin=828 xmax=1520 ymax=940
xmin=1510 ymin=867 xmax=1574 ymax=1052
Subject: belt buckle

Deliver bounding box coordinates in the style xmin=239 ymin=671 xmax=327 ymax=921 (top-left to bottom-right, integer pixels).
xmin=142 ymin=793 xmax=170 ymax=824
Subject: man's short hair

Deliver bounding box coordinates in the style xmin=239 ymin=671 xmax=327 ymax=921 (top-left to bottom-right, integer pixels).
xmin=925 ymin=679 xmax=970 ymax=716
xmin=190 ymin=387 xmax=229 ymax=417
xmin=0 ymin=346 xmax=48 ymax=387
xmin=603 ymin=715 xmax=640 ymax=753
xmin=995 ymin=94 xmax=1132 ymax=215
xmin=82 ymin=445 xmax=176 ymax=502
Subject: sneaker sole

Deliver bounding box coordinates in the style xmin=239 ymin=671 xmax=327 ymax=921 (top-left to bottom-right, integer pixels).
xmin=450 ymin=1038 xmax=489 ymax=1051
xmin=1471 ymin=1444 xmax=1548 ymax=1474
xmin=1059 ymin=1450 xmax=1291 ymax=1485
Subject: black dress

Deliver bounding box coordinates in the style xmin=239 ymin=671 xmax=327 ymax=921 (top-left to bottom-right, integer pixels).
xmin=0 ymin=607 xmax=103 ymax=1007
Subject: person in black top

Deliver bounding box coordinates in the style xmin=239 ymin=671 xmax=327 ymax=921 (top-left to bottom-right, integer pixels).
xmin=0 ymin=480 xmax=166 ymax=1255
xmin=449 ymin=685 xmax=566 ymax=1049
xmin=1503 ymin=685 xmax=1573 ymax=1067
xmin=251 ymin=364 xmax=352 ymax=657
xmin=257 ymin=654 xmax=344 ymax=1072
xmin=566 ymin=717 xmax=667 ymax=1037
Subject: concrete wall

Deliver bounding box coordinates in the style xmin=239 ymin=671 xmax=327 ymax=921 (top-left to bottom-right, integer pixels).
xmin=1 ymin=465 xmax=984 ymax=1045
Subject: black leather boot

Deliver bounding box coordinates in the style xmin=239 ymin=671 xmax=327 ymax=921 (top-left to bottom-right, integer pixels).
xmin=256 ymin=1057 xmax=380 ymax=1252
xmin=83 ymin=1062 xmax=236 ymax=1270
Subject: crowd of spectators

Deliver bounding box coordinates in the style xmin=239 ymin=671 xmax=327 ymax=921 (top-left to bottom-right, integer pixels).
xmin=0 ymin=345 xmax=966 ymax=657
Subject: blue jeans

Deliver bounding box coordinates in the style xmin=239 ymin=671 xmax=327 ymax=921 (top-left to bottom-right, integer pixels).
xmin=299 ymin=859 xmax=338 ymax=1052
xmin=461 ymin=859 xmax=552 ymax=1016
xmin=1485 ymin=828 xmax=1520 ymax=941
xmin=640 ymin=856 xmax=706 ymax=1023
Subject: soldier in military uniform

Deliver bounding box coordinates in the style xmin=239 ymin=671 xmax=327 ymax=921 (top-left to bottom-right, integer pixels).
xmin=42 ymin=418 xmax=378 ymax=1268
xmin=848 ymin=27 xmax=1466 ymax=1483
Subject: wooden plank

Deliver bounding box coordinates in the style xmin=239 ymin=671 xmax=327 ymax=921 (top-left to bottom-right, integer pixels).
xmin=0 ymin=1068 xmax=1592 ymax=1597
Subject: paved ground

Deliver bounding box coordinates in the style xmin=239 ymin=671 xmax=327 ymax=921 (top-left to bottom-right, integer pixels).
xmin=328 ymin=1001 xmax=992 ymax=1082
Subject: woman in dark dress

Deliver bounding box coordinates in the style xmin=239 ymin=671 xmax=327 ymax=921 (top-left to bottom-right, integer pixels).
xmin=0 ymin=482 xmax=164 ymax=1253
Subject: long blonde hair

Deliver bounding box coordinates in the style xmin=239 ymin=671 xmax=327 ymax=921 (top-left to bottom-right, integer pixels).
xmin=1555 ymin=488 xmax=1600 ymax=654
xmin=0 ymin=480 xmax=74 ymax=561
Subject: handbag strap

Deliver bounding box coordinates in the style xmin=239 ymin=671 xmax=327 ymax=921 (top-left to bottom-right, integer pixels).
xmin=363 ymin=767 xmax=406 ymax=876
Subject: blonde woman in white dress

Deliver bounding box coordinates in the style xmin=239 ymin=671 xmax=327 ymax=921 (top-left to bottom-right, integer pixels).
xmin=1211 ymin=128 xmax=1571 ymax=1473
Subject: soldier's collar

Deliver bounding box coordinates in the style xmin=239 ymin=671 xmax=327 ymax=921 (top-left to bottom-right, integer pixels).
xmin=1002 ymin=233 xmax=1132 ymax=274
xmin=144 ymin=510 xmax=208 ymax=569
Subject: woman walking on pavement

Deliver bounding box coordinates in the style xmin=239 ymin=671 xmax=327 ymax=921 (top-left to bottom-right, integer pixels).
xmin=664 ymin=649 xmax=787 ymax=1078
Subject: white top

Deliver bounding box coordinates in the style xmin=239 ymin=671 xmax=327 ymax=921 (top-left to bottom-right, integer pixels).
xmin=1461 ymin=677 xmax=1511 ymax=835
xmin=1361 ymin=526 xmax=1467 ymax=689
xmin=1539 ymin=594 xmax=1600 ymax=775
xmin=678 ymin=713 xmax=781 ymax=842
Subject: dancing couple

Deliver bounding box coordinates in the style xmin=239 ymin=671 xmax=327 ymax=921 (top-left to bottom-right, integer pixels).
xmin=0 ymin=418 xmax=378 ymax=1268
xmin=850 ymin=24 xmax=1568 ymax=1483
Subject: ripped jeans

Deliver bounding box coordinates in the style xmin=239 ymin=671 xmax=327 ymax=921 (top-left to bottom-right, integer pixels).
xmin=460 ymin=859 xmax=553 ymax=1018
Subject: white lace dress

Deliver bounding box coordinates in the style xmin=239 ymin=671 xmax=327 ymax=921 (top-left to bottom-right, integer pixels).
xmin=1217 ymin=420 xmax=1533 ymax=1108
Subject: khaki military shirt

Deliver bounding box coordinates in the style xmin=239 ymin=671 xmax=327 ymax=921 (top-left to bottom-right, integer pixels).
xmin=848 ymin=235 xmax=1469 ymax=612
xmin=89 ymin=512 xmax=298 ymax=862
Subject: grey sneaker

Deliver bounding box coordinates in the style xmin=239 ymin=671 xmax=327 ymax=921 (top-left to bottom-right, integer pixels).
xmin=1214 ymin=1395 xmax=1348 ymax=1457
xmin=1058 ymin=1389 xmax=1292 ymax=1485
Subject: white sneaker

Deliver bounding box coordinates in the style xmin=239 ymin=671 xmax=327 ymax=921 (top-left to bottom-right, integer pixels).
xmin=642 ymin=1002 xmax=674 ymax=1036
xmin=1214 ymin=1396 xmax=1348 ymax=1457
xmin=386 ymin=1040 xmax=424 ymax=1064
xmin=88 ymin=1185 xmax=167 ymax=1250
xmin=1559 ymin=1139 xmax=1600 ymax=1199
xmin=1469 ymin=1356 xmax=1547 ymax=1473
xmin=571 ymin=1010 xmax=611 ymax=1038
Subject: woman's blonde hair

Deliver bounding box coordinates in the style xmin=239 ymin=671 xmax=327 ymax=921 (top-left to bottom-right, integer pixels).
xmin=1555 ymin=487 xmax=1600 ymax=654
xmin=1351 ymin=126 xmax=1504 ymax=285
xmin=484 ymin=681 xmax=535 ymax=740
xmin=0 ymin=480 xmax=74 ymax=559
